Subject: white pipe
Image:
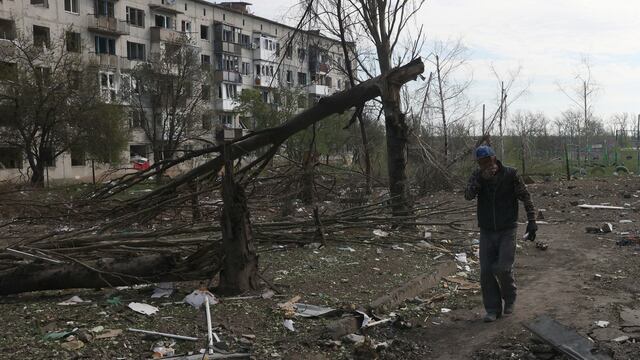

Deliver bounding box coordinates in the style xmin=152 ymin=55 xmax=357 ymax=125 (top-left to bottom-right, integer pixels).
xmin=126 ymin=328 xmax=198 ymax=341
xmin=205 ymin=296 xmax=214 ymax=354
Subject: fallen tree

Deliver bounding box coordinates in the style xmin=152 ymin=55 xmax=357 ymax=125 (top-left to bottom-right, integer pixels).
xmin=0 ymin=58 xmax=425 ymax=295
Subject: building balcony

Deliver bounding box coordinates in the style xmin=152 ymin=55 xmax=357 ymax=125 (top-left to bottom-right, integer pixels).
xmin=150 ymin=27 xmax=183 ymax=43
xmin=307 ymin=83 xmax=330 ymax=96
xmin=254 ymin=75 xmax=278 ymax=88
xmin=214 ymin=70 xmax=242 ymax=83
xmin=215 ymin=98 xmax=238 ymax=112
xmin=88 ymin=16 xmax=130 ymax=36
xmin=87 ymin=53 xmax=128 ymax=69
xmin=253 ymin=47 xmax=276 ymax=61
xmin=218 ymin=128 xmax=247 ymax=141
xmin=214 ymin=41 xmax=241 ymax=55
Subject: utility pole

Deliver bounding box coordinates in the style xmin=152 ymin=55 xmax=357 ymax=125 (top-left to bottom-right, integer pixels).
xmin=637 ymin=114 xmax=640 ymax=174
xmin=498 ymin=82 xmax=506 ymax=161
xmin=482 ymin=104 xmax=485 ymax=135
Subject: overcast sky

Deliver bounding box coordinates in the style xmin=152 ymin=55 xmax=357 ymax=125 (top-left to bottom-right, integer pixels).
xmin=247 ymin=0 xmax=640 ymax=125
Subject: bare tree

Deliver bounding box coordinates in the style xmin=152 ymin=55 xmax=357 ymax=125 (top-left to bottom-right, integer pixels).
xmin=126 ymin=35 xmax=209 ymax=180
xmin=557 ymin=57 xmax=599 ymax=165
xmin=426 ymin=39 xmax=473 ymax=162
xmin=0 ymin=28 xmax=127 ymax=186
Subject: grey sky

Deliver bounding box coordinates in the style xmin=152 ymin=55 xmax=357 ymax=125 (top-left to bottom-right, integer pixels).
xmin=241 ymin=0 xmax=640 ymax=125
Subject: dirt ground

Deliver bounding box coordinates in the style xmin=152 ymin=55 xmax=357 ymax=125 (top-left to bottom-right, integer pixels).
xmin=1 ymin=178 xmax=640 ymax=359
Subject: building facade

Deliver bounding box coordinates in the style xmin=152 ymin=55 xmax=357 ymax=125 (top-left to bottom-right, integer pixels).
xmin=0 ymin=0 xmax=349 ymax=182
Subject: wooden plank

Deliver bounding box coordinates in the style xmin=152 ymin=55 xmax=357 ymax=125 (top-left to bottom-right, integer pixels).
xmin=523 ymin=315 xmax=611 ymax=360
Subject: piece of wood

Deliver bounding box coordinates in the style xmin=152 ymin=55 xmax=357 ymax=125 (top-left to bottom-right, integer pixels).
xmin=523 ymin=315 xmax=611 ymax=360
xmin=578 ymin=204 xmax=625 ymax=210
xmin=369 ymin=261 xmax=457 ymax=313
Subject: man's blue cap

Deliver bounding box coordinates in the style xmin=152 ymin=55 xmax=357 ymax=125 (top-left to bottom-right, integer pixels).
xmin=475 ymin=145 xmax=495 ymax=159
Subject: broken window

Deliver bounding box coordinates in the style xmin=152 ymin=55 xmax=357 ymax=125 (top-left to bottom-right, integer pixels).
xmin=99 ymin=71 xmax=117 ymax=102
xmin=200 ymin=25 xmax=209 ymax=40
xmin=155 ymin=14 xmax=173 ymax=29
xmin=33 ymin=25 xmax=50 ymax=48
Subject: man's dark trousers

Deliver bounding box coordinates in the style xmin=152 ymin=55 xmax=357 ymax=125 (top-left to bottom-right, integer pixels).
xmin=479 ymin=227 xmax=517 ymax=315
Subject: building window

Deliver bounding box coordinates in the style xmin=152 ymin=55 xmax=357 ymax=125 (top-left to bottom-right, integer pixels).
xmin=95 ymin=36 xmax=116 ymax=55
xmin=217 ymin=85 xmax=222 ymax=99
xmin=285 ymin=44 xmax=292 ymax=59
xmin=127 ymin=41 xmax=145 ymax=60
xmin=41 ymin=148 xmax=55 ymax=167
xmin=241 ymin=62 xmax=250 ymax=75
xmin=216 ymin=53 xmax=238 ymax=71
xmin=225 ymin=84 xmax=237 ymax=99
xmin=202 ymin=114 xmax=211 ymax=130
xmin=70 ymin=147 xmax=85 ymax=166
xmin=297 ymin=48 xmax=306 ymax=61
xmin=201 ymin=54 xmax=211 ymax=64
xmin=155 ymin=14 xmax=173 ymax=29
xmin=222 ymin=13 xmax=226 ymax=21
xmin=0 ymin=147 xmax=22 ymax=169
xmin=240 ymin=34 xmax=251 ymax=48
xmin=297 ymin=72 xmax=307 ymax=86
xmin=184 ymin=3 xmax=187 ymax=11
xmin=66 ymin=32 xmax=81 ymax=52
xmin=202 ymin=85 xmax=210 ymax=100
xmin=64 ymin=0 xmax=78 ymax=13
xmin=30 ymin=0 xmax=48 ymax=7
xmin=203 ymin=8 xmax=206 ymax=16
xmin=99 ymin=71 xmax=117 ymax=102
xmin=129 ymin=110 xmax=144 ymax=128
xmin=181 ymin=20 xmax=192 ymax=34
xmin=200 ymin=25 xmax=209 ymax=40
xmin=33 ymin=25 xmax=50 ymax=48
xmin=96 ymin=0 xmax=115 ymax=18
xmin=220 ymin=114 xmax=232 ymax=126
xmin=126 ymin=7 xmax=145 ymax=27
xmin=286 ymin=70 xmax=293 ymax=84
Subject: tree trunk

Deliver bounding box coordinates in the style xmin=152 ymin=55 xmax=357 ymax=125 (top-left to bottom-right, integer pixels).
xmin=436 ymin=55 xmax=448 ymax=162
xmin=0 ymin=255 xmax=174 ymax=295
xmin=217 ymin=155 xmax=259 ymax=295
xmin=29 ymin=157 xmax=45 ymax=187
xmin=301 ymin=151 xmax=315 ymax=205
xmin=358 ymin=113 xmax=373 ymax=194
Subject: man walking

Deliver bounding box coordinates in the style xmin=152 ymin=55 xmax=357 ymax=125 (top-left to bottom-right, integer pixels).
xmin=464 ymin=145 xmax=537 ymax=322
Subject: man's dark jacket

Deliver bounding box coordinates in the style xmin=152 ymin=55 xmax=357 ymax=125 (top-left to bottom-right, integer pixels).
xmin=464 ymin=161 xmax=535 ymax=231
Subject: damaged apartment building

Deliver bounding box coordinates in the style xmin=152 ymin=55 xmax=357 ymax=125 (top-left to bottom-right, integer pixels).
xmin=0 ymin=0 xmax=349 ymax=182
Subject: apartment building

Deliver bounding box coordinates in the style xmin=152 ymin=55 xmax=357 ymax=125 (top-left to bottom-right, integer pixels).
xmin=0 ymin=0 xmax=350 ymax=182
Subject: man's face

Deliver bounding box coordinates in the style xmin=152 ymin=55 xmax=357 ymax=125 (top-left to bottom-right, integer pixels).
xmin=478 ymin=156 xmax=498 ymax=178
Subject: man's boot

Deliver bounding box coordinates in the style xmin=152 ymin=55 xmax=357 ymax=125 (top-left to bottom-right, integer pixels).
xmin=483 ymin=313 xmax=498 ymax=322
xmin=504 ymin=303 xmax=514 ymax=315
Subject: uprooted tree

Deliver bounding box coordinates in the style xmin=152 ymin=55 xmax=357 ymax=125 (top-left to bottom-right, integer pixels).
xmin=0 ymin=58 xmax=425 ymax=296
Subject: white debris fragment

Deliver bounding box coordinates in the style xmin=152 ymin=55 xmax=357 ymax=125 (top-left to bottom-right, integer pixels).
xmin=441 ymin=308 xmax=451 ymax=313
xmin=595 ymin=321 xmax=609 ymax=328
xmin=58 ymin=296 xmax=90 ymax=306
xmin=373 ymin=229 xmax=389 ymax=237
xmin=283 ymin=319 xmax=295 ymax=332
xmin=184 ymin=290 xmax=218 ymax=309
xmin=455 ymin=253 xmax=468 ymax=263
xmin=127 ymin=302 xmax=159 ymax=316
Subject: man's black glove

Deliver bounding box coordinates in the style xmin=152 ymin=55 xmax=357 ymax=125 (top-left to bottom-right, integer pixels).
xmin=525 ymin=221 xmax=538 ymax=241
